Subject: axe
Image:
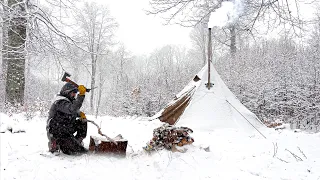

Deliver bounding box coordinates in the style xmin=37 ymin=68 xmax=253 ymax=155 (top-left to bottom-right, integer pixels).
xmin=61 ymin=72 xmax=91 ymax=92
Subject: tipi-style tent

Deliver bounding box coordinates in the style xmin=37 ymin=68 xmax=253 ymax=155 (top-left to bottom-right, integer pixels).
xmin=151 ymin=62 xmax=265 ymax=132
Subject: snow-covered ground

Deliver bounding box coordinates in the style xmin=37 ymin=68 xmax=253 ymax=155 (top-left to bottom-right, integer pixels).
xmin=1 ymin=112 xmax=320 ymax=180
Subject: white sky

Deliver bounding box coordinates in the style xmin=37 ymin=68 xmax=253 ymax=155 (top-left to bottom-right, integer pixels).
xmin=91 ymin=0 xmax=317 ymax=55
xmin=94 ymin=0 xmax=192 ymax=55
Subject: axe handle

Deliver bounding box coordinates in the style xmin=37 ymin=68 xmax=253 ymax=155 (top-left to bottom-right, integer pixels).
xmin=65 ymin=78 xmax=91 ymax=92
xmin=65 ymin=78 xmax=79 ymax=87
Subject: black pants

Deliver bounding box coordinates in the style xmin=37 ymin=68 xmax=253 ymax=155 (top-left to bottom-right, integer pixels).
xmin=48 ymin=120 xmax=88 ymax=155
xmin=72 ymin=119 xmax=87 ymax=140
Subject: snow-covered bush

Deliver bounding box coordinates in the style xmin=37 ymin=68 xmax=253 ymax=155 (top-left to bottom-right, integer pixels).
xmin=215 ymin=37 xmax=320 ymax=132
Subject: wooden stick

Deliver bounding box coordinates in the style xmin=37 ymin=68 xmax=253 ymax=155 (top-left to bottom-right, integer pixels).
xmin=86 ymin=119 xmax=118 ymax=145
xmin=285 ymin=148 xmax=303 ymax=161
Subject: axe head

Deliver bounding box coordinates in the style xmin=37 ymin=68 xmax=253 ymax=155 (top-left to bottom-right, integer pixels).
xmin=61 ymin=72 xmax=71 ymax=82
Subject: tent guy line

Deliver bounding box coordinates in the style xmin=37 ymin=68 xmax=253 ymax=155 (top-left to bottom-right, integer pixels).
xmin=226 ymin=99 xmax=267 ymax=139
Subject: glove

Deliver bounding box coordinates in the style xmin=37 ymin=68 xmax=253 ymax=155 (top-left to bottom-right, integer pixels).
xmin=79 ymin=111 xmax=87 ymax=121
xmin=78 ymin=85 xmax=86 ymax=96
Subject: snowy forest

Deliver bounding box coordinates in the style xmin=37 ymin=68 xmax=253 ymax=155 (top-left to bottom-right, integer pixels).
xmin=0 ymin=0 xmax=320 ymax=132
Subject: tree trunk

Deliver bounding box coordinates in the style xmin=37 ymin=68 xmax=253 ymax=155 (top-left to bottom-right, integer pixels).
xmin=95 ymin=72 xmax=103 ymax=118
xmin=202 ymin=26 xmax=207 ymax=66
xmin=202 ymin=35 xmax=206 ymax=65
xmin=230 ymin=25 xmax=236 ymax=59
xmin=1 ymin=0 xmax=8 ymax=107
xmin=5 ymin=0 xmax=27 ymax=105
xmin=90 ymin=53 xmax=97 ymax=113
xmin=1 ymin=0 xmax=8 ymax=76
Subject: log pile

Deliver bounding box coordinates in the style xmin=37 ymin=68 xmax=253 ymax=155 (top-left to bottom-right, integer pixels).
xmin=143 ymin=123 xmax=194 ymax=152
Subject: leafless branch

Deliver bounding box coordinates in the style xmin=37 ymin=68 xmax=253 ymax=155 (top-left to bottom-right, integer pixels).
xmin=273 ymin=142 xmax=278 ymax=157
xmin=297 ymin=147 xmax=307 ymax=159
xmin=277 ymin=157 xmax=289 ymax=163
xmin=285 ymin=148 xmax=303 ymax=161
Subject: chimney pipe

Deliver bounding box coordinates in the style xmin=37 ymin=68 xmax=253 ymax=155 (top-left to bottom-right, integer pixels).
xmin=207 ymin=28 xmax=212 ymax=89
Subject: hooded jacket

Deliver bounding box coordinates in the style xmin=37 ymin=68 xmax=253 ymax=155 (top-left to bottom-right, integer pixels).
xmin=46 ymin=82 xmax=85 ymax=138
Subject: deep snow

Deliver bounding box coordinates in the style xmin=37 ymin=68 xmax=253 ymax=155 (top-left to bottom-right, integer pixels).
xmin=1 ymin=112 xmax=320 ymax=180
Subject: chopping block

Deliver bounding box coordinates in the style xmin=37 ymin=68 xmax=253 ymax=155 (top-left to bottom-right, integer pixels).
xmin=89 ymin=135 xmax=128 ymax=156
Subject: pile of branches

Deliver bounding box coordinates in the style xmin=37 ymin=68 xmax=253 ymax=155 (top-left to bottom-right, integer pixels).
xmin=143 ymin=123 xmax=194 ymax=152
xmin=263 ymin=119 xmax=283 ymax=128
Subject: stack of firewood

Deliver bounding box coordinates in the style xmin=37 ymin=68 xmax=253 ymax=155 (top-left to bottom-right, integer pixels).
xmin=143 ymin=123 xmax=194 ymax=152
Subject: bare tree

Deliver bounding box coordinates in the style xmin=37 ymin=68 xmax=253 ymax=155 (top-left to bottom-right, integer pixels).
xmin=190 ymin=22 xmax=208 ymax=65
xmin=147 ymin=0 xmax=307 ymax=30
xmin=147 ymin=0 xmax=312 ymax=58
xmin=74 ymin=2 xmax=117 ymax=113
xmin=95 ymin=51 xmax=109 ymax=118
xmin=0 ymin=0 xmax=83 ymax=110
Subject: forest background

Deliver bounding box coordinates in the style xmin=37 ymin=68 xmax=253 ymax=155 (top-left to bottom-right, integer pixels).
xmin=1 ymin=0 xmax=320 ymax=132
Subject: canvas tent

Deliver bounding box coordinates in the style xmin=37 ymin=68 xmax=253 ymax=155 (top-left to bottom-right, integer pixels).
xmin=152 ymin=62 xmax=265 ymax=131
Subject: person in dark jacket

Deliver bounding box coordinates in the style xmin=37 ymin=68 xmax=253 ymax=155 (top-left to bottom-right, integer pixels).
xmin=46 ymin=82 xmax=88 ymax=155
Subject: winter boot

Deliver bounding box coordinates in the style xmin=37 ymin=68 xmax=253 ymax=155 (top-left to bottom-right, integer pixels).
xmin=76 ymin=137 xmax=84 ymax=146
xmin=47 ymin=131 xmax=58 ymax=153
xmin=48 ymin=137 xmax=59 ymax=153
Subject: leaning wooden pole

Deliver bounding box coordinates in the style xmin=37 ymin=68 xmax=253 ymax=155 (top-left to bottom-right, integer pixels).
xmin=86 ymin=119 xmax=118 ymax=145
xmin=207 ymin=28 xmax=212 ymax=89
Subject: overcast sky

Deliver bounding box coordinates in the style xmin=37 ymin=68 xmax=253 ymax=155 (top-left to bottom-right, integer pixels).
xmin=94 ymin=0 xmax=192 ymax=56
xmin=91 ymin=0 xmax=317 ymax=56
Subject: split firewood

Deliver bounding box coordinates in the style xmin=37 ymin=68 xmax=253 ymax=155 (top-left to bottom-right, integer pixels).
xmin=144 ymin=123 xmax=194 ymax=152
